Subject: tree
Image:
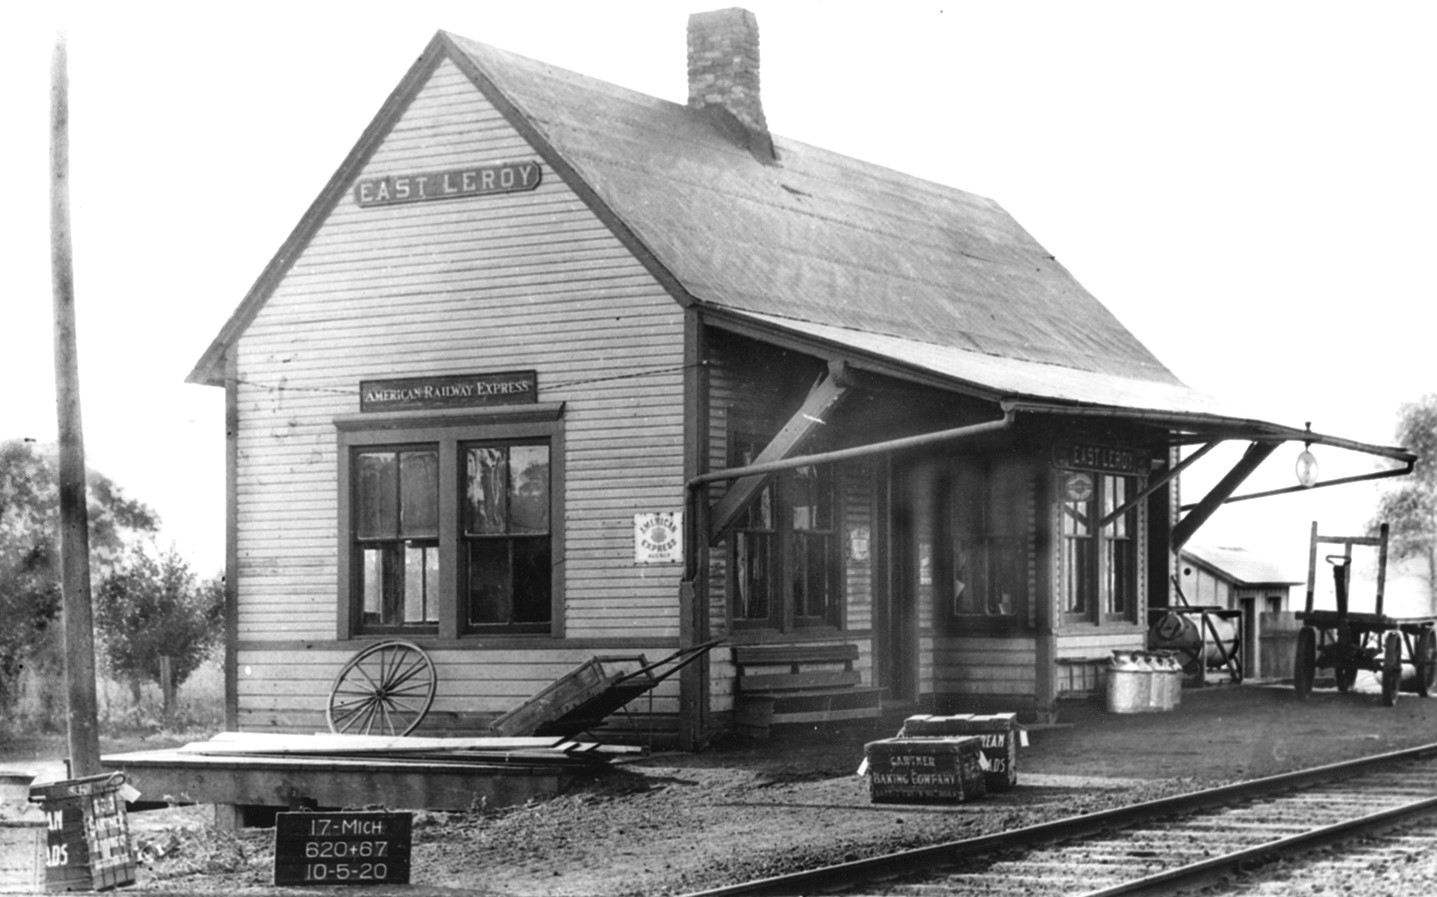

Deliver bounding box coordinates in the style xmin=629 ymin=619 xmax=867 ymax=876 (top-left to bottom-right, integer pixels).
xmin=93 ymin=546 xmax=224 ymax=712
xmin=0 ymin=439 xmax=160 ymax=715
xmin=1370 ymin=394 xmax=1437 ymax=612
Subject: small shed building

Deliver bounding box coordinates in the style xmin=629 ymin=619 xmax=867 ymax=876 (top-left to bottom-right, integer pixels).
xmin=1178 ymin=544 xmax=1302 ymax=681
xmin=188 ymin=9 xmax=1412 ymax=747
xmin=1179 ymin=545 xmax=1300 ymax=616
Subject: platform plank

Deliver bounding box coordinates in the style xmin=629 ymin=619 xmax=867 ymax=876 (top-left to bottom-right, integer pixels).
xmin=181 ymin=732 xmax=565 ymax=755
xmin=101 ymin=748 xmax=583 ymax=818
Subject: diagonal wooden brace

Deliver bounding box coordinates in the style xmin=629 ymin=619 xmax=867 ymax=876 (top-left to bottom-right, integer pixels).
xmin=709 ymin=361 xmax=853 ymax=543
xmin=1172 ymin=440 xmax=1278 ymax=549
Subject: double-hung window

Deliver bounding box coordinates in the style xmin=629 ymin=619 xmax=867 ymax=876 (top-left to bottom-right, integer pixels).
xmin=940 ymin=460 xmax=1029 ymax=628
xmin=728 ymin=433 xmax=841 ymax=631
xmin=730 ymin=436 xmax=777 ymax=629
xmin=337 ymin=408 xmax=563 ymax=639
xmin=788 ymin=463 xmax=838 ymax=626
xmin=1060 ymin=471 xmax=1139 ymax=625
xmin=354 ymin=448 xmax=441 ymax=627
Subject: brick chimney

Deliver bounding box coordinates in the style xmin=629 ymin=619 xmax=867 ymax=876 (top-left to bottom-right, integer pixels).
xmin=687 ymin=8 xmax=776 ymax=163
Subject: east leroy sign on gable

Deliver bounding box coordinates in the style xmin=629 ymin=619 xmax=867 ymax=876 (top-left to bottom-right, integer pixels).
xmin=354 ymin=161 xmax=542 ymax=207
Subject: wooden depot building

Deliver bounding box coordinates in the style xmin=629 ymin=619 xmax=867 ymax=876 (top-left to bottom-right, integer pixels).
xmin=186 ymin=9 xmax=1414 ymax=749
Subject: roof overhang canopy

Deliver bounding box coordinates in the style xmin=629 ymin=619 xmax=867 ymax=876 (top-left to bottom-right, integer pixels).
xmin=697 ymin=308 xmax=1415 ymax=550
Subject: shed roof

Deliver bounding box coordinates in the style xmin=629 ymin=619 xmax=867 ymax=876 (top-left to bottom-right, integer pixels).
xmin=1182 ymin=544 xmax=1303 ymax=587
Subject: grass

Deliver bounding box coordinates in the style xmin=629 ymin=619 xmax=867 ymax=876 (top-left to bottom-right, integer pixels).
xmin=0 ymin=654 xmax=225 ymax=767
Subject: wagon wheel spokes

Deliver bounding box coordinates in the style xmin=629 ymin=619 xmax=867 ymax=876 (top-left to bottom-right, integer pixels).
xmin=327 ymin=640 xmax=437 ymax=736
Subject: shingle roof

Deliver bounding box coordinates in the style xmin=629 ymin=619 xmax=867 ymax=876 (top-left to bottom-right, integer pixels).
xmin=187 ymin=30 xmax=1413 ymax=466
xmin=447 ymin=34 xmax=1186 ymax=391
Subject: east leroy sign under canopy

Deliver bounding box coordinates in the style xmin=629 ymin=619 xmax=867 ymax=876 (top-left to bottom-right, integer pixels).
xmin=354 ymin=161 xmax=542 ymax=207
xmin=1052 ymin=442 xmax=1152 ymax=476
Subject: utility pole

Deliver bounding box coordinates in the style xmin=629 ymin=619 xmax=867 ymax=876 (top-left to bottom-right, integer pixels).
xmin=51 ymin=32 xmax=102 ymax=778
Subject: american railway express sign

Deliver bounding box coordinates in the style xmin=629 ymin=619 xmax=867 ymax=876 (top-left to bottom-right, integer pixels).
xmin=360 ymin=371 xmax=537 ymax=413
xmin=354 ymin=161 xmax=542 ymax=206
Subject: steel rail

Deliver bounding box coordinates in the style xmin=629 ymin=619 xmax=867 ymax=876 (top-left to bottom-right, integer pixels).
xmin=1080 ymin=793 xmax=1437 ymax=897
xmin=679 ymin=741 xmax=1437 ymax=897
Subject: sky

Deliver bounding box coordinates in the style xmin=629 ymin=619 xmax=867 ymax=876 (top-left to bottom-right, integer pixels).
xmin=3 ymin=2 xmax=1433 ymax=607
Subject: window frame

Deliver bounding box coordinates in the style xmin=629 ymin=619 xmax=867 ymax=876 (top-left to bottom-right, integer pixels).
xmin=1058 ymin=469 xmax=1143 ymax=628
xmin=725 ymin=429 xmax=844 ymax=634
xmin=937 ymin=457 xmax=1032 ymax=634
xmin=336 ymin=405 xmax=564 ymax=641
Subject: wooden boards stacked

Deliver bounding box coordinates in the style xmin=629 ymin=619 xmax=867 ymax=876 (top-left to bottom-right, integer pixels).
xmin=102 ymin=730 xmax=648 ymax=821
xmin=177 ymin=731 xmax=645 ymax=770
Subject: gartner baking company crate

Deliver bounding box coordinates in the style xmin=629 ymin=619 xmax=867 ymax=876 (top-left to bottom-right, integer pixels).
xmin=863 ymin=736 xmax=987 ymax=803
xmin=28 ymin=772 xmax=137 ymax=892
xmin=899 ymin=713 xmax=1021 ymax=792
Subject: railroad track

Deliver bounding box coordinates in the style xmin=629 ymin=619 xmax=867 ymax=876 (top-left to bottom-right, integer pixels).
xmin=1222 ymin=812 xmax=1437 ymax=894
xmin=683 ymin=742 xmax=1437 ymax=897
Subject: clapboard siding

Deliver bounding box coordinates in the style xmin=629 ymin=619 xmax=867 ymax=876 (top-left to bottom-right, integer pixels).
xmin=932 ymin=638 xmax=1037 ymax=696
xmin=1056 ymin=630 xmax=1145 ymax=660
xmin=230 ymin=58 xmax=686 ymax=724
xmin=843 ymin=463 xmax=875 ymax=633
xmin=246 ymin=276 xmax=666 ymax=323
xmin=917 ymin=636 xmax=936 ymax=697
xmin=233 ymin=645 xmax=680 ymax=734
xmin=298 ymin=215 xmax=614 ymax=256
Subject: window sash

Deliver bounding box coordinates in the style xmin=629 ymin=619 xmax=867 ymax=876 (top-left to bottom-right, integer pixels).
xmin=727 ymin=435 xmax=840 ymax=631
xmin=464 ymin=535 xmax=552 ymax=630
xmin=947 ymin=464 xmax=1027 ymax=619
xmin=462 ymin=442 xmax=552 ymax=633
xmin=355 ymin=448 xmax=439 ymax=541
xmin=359 ymin=541 xmax=440 ymax=627
xmin=1060 ymin=472 xmax=1138 ymax=624
xmin=353 ymin=447 xmax=441 ymax=629
xmin=732 ymin=531 xmax=776 ymax=626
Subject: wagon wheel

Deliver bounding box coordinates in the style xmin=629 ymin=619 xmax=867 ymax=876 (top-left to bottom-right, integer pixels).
xmin=1293 ymin=626 xmax=1317 ymax=699
xmin=1415 ymin=629 xmax=1437 ymax=698
xmin=1380 ymin=631 xmax=1402 ymax=708
xmin=1333 ymin=623 xmax=1357 ymax=692
xmin=327 ymin=640 xmax=436 ymax=736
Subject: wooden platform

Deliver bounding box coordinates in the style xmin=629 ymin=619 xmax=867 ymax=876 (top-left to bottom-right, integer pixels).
xmin=101 ymin=746 xmax=583 ymax=828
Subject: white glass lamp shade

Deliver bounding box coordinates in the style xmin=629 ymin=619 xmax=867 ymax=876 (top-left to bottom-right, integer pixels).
xmin=1295 ymin=449 xmax=1319 ymax=488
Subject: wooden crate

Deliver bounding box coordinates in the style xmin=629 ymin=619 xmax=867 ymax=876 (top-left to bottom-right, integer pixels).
xmin=864 ymin=736 xmax=987 ymax=804
xmin=899 ymin=713 xmax=1018 ymax=792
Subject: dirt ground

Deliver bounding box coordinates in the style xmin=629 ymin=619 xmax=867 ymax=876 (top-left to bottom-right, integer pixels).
xmin=5 ymin=679 xmax=1437 ymax=896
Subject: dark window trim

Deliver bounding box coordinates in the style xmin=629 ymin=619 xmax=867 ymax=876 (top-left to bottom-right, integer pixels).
xmin=336 ymin=404 xmax=565 ymax=641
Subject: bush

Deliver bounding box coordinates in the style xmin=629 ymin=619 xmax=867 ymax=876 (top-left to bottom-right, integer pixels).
xmin=94 ymin=546 xmax=223 ymax=713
